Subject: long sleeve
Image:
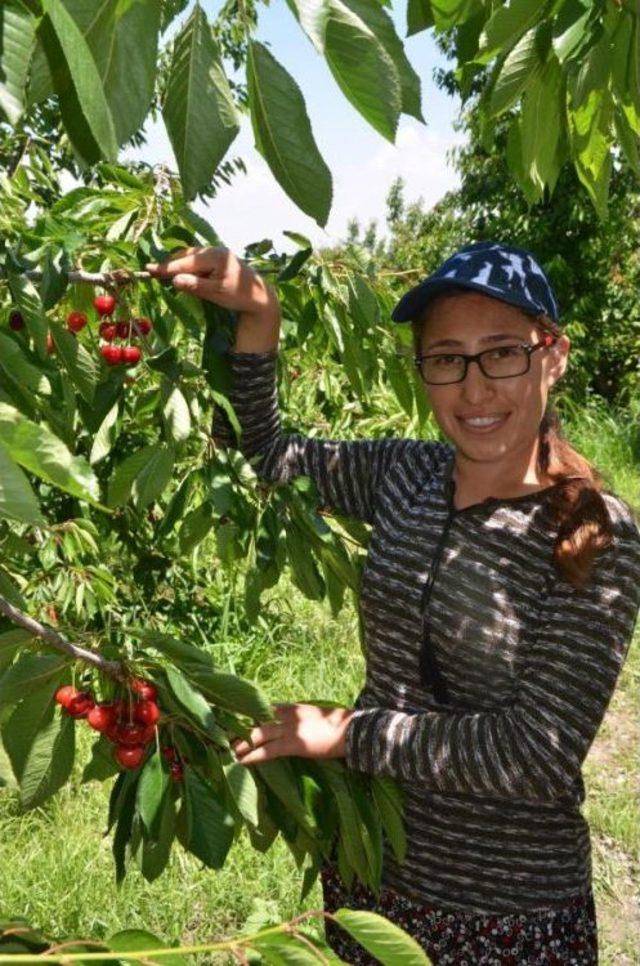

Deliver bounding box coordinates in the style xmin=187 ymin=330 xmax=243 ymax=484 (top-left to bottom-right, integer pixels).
xmin=345 ymin=509 xmax=640 ymax=802
xmin=211 ymin=348 xmax=421 ymax=524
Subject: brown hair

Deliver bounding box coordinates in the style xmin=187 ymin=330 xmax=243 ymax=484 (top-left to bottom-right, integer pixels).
xmin=411 ymin=305 xmax=614 ymax=591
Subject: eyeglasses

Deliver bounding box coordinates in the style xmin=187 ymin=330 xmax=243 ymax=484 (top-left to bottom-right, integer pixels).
xmin=413 ymin=335 xmax=557 ymax=385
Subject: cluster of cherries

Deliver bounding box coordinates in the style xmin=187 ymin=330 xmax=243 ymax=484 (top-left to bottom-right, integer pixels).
xmin=7 ymin=294 xmax=152 ymax=367
xmin=93 ymin=294 xmax=152 ymax=367
xmin=54 ymin=677 xmax=183 ymax=779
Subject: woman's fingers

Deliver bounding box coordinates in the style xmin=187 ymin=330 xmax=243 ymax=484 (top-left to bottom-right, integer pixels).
xmin=171 ymin=272 xmax=232 ymax=306
xmin=146 ymin=246 xmax=230 ymax=278
xmin=232 ymin=720 xmax=284 ymax=758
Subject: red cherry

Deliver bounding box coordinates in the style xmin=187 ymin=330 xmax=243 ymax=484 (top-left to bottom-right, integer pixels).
xmin=114 ymin=745 xmax=145 ymax=770
xmin=132 ymin=317 xmax=152 ymax=336
xmin=131 ymin=679 xmax=157 ymax=701
xmin=99 ymin=322 xmax=117 ymax=342
xmin=55 ymin=685 xmax=78 ymax=709
xmin=66 ymin=691 xmax=95 ymax=718
xmin=116 ymin=321 xmax=130 ymax=338
xmin=46 ymin=333 xmax=55 ymax=355
xmin=100 ymin=344 xmax=123 ymax=366
xmin=161 ymin=745 xmax=177 ymax=763
xmin=93 ymin=294 xmax=117 ymax=317
xmin=67 ymin=311 xmax=87 ymax=333
xmin=113 ymin=722 xmax=150 ymax=746
xmin=134 ymin=700 xmax=160 ymax=726
xmin=121 ymin=345 xmax=141 ymax=366
xmin=9 ymin=310 xmax=24 ymax=331
xmin=169 ymin=762 xmax=184 ymax=782
xmin=87 ymin=703 xmax=116 ymax=733
xmin=140 ymin=723 xmax=157 ymax=744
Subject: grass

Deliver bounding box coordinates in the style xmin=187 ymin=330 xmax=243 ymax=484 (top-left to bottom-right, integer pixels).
xmin=1 ymin=396 xmax=639 ymax=963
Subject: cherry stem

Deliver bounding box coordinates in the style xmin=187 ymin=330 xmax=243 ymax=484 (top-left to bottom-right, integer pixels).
xmin=0 ymin=594 xmax=126 ymax=681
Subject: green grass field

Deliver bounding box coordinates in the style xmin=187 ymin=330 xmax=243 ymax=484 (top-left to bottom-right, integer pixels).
xmin=1 ymin=396 xmax=639 ymax=963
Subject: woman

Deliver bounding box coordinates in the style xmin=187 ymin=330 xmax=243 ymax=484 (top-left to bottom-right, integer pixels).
xmin=146 ymin=241 xmax=640 ymax=964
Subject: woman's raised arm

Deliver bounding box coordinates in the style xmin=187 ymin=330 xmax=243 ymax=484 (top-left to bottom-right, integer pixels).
xmin=146 ymin=247 xmax=418 ymax=523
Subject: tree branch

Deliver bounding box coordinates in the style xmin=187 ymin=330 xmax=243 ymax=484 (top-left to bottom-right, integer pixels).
xmin=0 ymin=595 xmax=126 ymax=681
xmin=23 ymin=268 xmax=152 ymax=286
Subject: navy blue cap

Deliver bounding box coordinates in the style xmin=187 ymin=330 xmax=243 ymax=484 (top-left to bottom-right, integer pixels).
xmin=391 ymin=240 xmax=560 ymax=325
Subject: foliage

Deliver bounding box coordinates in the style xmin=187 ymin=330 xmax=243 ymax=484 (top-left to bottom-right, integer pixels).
xmin=0 ymin=908 xmax=433 ymax=964
xmin=0 ymin=140 xmax=428 ymax=888
xmin=0 ymin=1 xmax=638 ymax=222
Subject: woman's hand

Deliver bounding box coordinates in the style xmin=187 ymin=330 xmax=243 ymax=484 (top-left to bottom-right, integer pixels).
xmin=231 ymin=703 xmax=354 ymax=765
xmin=145 ymin=246 xmax=279 ymax=320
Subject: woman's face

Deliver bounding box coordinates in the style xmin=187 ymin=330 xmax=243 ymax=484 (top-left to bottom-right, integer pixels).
xmin=418 ymin=290 xmax=570 ymax=467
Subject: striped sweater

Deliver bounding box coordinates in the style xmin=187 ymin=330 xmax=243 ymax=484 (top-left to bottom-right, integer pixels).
xmin=212 ymin=348 xmax=640 ymax=916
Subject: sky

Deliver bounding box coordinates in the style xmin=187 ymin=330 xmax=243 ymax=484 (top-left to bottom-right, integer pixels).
xmin=120 ymin=1 xmax=466 ymax=255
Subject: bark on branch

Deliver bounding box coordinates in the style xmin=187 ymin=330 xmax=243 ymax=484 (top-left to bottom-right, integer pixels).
xmin=0 ymin=595 xmax=126 ymax=681
xmin=24 ymin=268 xmax=152 ymax=286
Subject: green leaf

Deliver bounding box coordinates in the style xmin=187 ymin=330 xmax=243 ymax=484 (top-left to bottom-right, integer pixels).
xmin=0 ymin=655 xmax=67 ymax=709
xmin=488 ymin=25 xmax=545 ymax=117
xmin=40 ymin=0 xmax=118 ymax=162
xmin=7 ymin=272 xmax=48 ymax=359
xmin=247 ymin=40 xmax=332 ymax=227
xmin=333 ymin=909 xmax=430 ymax=965
xmin=611 ymin=9 xmax=640 ymax=136
xmin=224 ymin=760 xmax=259 ymax=827
xmin=520 ymin=54 xmax=566 ymax=193
xmin=552 ymin=0 xmax=591 ymax=65
xmin=255 ymin=934 xmax=334 ymax=965
xmin=89 ymin=402 xmax=119 ymax=466
xmin=20 ymin=705 xmax=74 ymax=809
xmin=50 ymin=321 xmax=99 ymax=404
xmin=108 ymin=443 xmax=173 ymax=508
xmin=285 ymin=523 xmax=325 ymax=599
xmin=324 ymin=0 xmax=401 ymax=142
xmin=0 ymin=628 xmax=33 ymax=677
xmin=178 ymin=502 xmax=215 ymax=555
xmin=406 ymin=0 xmax=434 ymax=36
xmin=137 ymin=750 xmax=170 ymax=835
xmin=567 ymin=37 xmax=614 ymax=218
xmin=163 ymin=385 xmax=191 ymax=443
xmin=256 ymin=759 xmax=317 ymax=836
xmin=86 ymin=0 xmax=160 ymax=145
xmin=189 ymin=668 xmax=274 ymax=721
xmin=108 ymin=929 xmax=186 ymax=966
xmin=112 ymin=773 xmax=139 ymax=883
xmin=165 ymin=666 xmax=230 ymax=747
xmin=475 ymin=0 xmax=544 ymax=65
xmin=135 ymin=787 xmax=176 ymax=882
xmin=162 ymin=3 xmax=240 ymax=200
xmin=0 ymin=332 xmax=51 ymax=395
xmin=371 ymin=775 xmax=406 ymax=863
xmin=81 ymin=735 xmax=119 ymax=783
xmin=2 ymin=681 xmax=75 ymax=809
xmin=315 ymin=761 xmax=368 ymax=883
xmin=425 ymin=0 xmax=478 ymax=32
xmin=132 ymin=444 xmax=175 ymax=509
xmin=0 ymin=402 xmax=101 ymax=505
xmin=183 ymin=768 xmax=235 ymax=869
xmin=0 ymin=1 xmax=37 ymax=124
xmin=0 ymin=442 xmax=44 ymax=526
xmin=336 ymin=0 xmax=422 ymax=121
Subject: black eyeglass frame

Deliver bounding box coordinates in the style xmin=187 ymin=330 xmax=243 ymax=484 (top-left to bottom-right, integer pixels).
xmin=413 ymin=337 xmax=558 ymax=386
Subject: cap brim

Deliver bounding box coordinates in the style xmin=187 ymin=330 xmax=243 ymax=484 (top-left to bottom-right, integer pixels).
xmin=391 ymin=279 xmax=546 ymax=323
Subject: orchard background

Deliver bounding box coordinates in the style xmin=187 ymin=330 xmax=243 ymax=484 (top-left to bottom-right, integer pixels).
xmin=0 ymin=0 xmax=639 ymax=962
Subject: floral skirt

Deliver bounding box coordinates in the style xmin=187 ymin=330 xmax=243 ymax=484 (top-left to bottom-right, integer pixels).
xmin=321 ymin=861 xmax=598 ymax=965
